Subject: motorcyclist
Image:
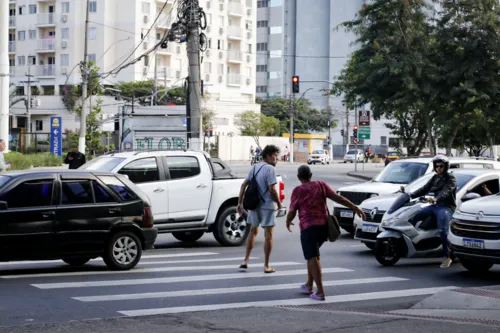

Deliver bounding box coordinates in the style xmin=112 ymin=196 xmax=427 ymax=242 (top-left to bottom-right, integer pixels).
xmin=409 ymin=155 xmax=457 ymax=268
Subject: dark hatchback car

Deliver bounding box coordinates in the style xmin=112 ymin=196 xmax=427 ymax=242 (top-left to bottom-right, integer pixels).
xmin=0 ymin=170 xmax=157 ymax=270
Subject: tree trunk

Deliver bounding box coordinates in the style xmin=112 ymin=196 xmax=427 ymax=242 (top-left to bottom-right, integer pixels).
xmin=425 ymin=115 xmax=436 ymax=155
xmin=446 ymin=125 xmax=460 ymax=157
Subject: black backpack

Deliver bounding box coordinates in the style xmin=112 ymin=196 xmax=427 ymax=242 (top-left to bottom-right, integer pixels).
xmin=243 ymin=165 xmax=268 ymax=211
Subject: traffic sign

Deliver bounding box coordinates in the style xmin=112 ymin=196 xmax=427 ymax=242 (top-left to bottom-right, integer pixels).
xmin=50 ymin=116 xmax=62 ymax=156
xmin=359 ymin=110 xmax=370 ymax=126
xmin=358 ymin=126 xmax=371 ymax=140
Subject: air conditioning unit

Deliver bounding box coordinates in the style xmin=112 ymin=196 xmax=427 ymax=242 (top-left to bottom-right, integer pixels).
xmin=143 ymin=42 xmax=148 ymax=50
xmin=61 ymin=15 xmax=67 ymax=22
xmin=247 ymin=31 xmax=251 ymax=39
xmin=218 ymin=75 xmax=223 ymax=83
xmin=247 ymin=8 xmax=251 ymax=16
xmin=206 ymin=26 xmax=211 ymax=33
xmin=205 ymin=74 xmax=210 ymax=81
xmin=61 ymin=40 xmax=67 ymax=48
xmin=176 ymin=70 xmax=181 ymax=78
xmin=143 ymin=67 xmax=148 ymax=75
xmin=219 ymin=3 xmax=224 ymax=11
xmin=246 ymin=78 xmax=251 ymax=85
xmin=220 ymin=27 xmax=224 ymax=35
xmin=143 ymin=15 xmax=149 ymax=24
xmin=219 ymin=51 xmax=223 ymax=59
xmin=246 ymin=54 xmax=251 ymax=62
xmin=61 ymin=67 xmax=67 ymax=75
xmin=206 ymin=49 xmax=211 ymax=56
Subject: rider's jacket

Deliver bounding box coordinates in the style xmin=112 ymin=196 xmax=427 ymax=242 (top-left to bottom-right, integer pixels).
xmin=410 ymin=172 xmax=458 ymax=210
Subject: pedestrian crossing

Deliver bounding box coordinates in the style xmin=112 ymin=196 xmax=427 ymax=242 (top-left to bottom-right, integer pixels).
xmin=0 ymin=251 xmax=457 ymax=319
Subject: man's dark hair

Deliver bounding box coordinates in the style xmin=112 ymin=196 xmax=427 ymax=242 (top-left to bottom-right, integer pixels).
xmin=297 ymin=165 xmax=312 ymax=181
xmin=261 ymin=145 xmax=280 ymax=158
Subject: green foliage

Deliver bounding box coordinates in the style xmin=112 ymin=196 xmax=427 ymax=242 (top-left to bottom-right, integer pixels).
xmin=4 ymin=152 xmax=62 ymax=170
xmin=202 ymin=108 xmax=216 ymax=132
xmin=256 ymin=97 xmax=332 ymax=135
xmin=234 ymin=111 xmax=280 ymax=146
xmin=107 ymin=80 xmax=187 ymax=105
xmin=62 ymin=61 xmax=102 ymax=112
xmin=75 ymin=99 xmax=105 ymax=155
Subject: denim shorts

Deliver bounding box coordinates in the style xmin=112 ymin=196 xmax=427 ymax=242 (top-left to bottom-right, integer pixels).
xmin=247 ymin=208 xmax=276 ymax=228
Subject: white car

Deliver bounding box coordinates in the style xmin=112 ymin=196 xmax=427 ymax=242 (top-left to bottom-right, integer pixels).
xmin=353 ymin=169 xmax=500 ymax=249
xmin=79 ymin=150 xmax=285 ymax=247
xmin=449 ymin=195 xmax=500 ymax=273
xmin=334 ymin=157 xmax=500 ymax=234
xmin=308 ymin=149 xmax=331 ymax=165
xmin=343 ymin=149 xmax=364 ymax=163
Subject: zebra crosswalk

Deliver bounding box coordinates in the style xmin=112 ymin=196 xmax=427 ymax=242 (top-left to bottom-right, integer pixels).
xmin=0 ymin=251 xmax=457 ymax=320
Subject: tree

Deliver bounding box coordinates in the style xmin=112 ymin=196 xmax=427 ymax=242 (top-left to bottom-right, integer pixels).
xmin=75 ymin=98 xmax=104 ymax=156
xmin=234 ymin=111 xmax=280 ymax=147
xmin=201 ymin=108 xmax=216 ymax=132
xmin=332 ymin=0 xmax=434 ymax=156
xmin=256 ymin=97 xmax=331 ymax=135
xmin=61 ymin=61 xmax=102 ymax=112
xmin=106 ymin=80 xmax=187 ymax=105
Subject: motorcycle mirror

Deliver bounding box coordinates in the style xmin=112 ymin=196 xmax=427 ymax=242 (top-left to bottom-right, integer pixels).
xmin=400 ymin=186 xmax=405 ymax=193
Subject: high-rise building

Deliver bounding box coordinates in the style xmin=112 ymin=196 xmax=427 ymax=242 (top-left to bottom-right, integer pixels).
xmin=7 ymin=0 xmax=258 ymax=136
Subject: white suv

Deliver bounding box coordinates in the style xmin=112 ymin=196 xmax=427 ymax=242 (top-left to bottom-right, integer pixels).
xmin=449 ymin=195 xmax=500 ymax=273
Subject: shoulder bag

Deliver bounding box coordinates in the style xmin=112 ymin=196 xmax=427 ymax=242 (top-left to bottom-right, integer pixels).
xmin=319 ymin=181 xmax=341 ymax=242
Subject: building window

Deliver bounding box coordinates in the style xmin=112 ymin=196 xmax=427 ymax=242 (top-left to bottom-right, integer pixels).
xmin=246 ymin=0 xmax=253 ymax=7
xmin=156 ymin=32 xmax=162 ymax=40
xmin=257 ymin=20 xmax=268 ymax=28
xmin=18 ymin=6 xmax=24 ymax=15
xmin=88 ymin=27 xmax=96 ymax=40
xmin=35 ymin=120 xmax=43 ymax=131
xmin=256 ymin=86 xmax=268 ymax=93
xmin=218 ymin=64 xmax=224 ymax=75
xmin=60 ymin=54 xmax=69 ymax=66
xmin=257 ymin=0 xmax=269 ymax=8
xmin=89 ymin=1 xmax=97 ymax=12
xmin=88 ymin=54 xmax=96 ymax=63
xmin=380 ymin=136 xmax=387 ymax=145
xmin=61 ymin=28 xmax=69 ymax=39
xmin=246 ymin=20 xmax=253 ymax=30
xmin=208 ymin=38 xmax=212 ymax=49
xmin=247 ymin=43 xmax=252 ymax=53
xmin=18 ymin=31 xmax=25 ymax=41
xmin=217 ymin=40 xmax=224 ymax=50
xmin=28 ymin=30 xmax=36 ymax=39
xmin=28 ymin=5 xmax=37 ymax=14
xmin=18 ymin=56 xmax=25 ymax=66
xmin=62 ymin=2 xmax=70 ymax=13
xmin=219 ymin=15 xmax=224 ymax=25
xmin=142 ymin=2 xmax=150 ymax=14
xmin=257 ymin=43 xmax=267 ymax=51
xmin=204 ymin=62 xmax=212 ymax=74
xmin=9 ymin=59 xmax=15 ymax=67
xmin=144 ymin=55 xmax=149 ymax=66
xmin=256 ymin=65 xmax=267 ymax=72
xmin=28 ymin=56 xmax=36 ymax=66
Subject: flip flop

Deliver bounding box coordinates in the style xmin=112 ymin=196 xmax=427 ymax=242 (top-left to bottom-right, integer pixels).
xmin=310 ymin=293 xmax=325 ymax=301
xmin=300 ymin=284 xmax=313 ymax=295
xmin=264 ymin=268 xmax=276 ymax=274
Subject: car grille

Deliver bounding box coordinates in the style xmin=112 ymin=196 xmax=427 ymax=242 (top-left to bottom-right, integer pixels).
xmin=338 ymin=192 xmax=372 ymax=205
xmin=450 ymin=219 xmax=500 ymax=241
xmin=361 ymin=208 xmax=386 ymax=223
xmin=333 ymin=207 xmax=354 ymax=227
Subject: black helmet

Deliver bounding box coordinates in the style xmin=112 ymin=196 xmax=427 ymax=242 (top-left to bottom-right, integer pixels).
xmin=432 ymin=155 xmax=450 ymax=172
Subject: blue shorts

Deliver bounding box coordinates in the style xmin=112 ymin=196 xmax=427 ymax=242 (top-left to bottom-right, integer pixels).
xmin=247 ymin=208 xmax=276 ymax=228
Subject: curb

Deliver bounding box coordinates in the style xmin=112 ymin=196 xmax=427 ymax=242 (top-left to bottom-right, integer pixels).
xmin=346 ymin=171 xmax=373 ymax=181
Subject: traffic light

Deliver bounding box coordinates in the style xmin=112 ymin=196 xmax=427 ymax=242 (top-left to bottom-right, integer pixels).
xmin=340 ymin=129 xmax=344 ymax=137
xmin=292 ymin=76 xmax=299 ymax=94
xmin=353 ymin=125 xmax=358 ymax=138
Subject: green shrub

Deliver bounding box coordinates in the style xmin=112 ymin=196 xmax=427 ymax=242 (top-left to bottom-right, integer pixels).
xmin=3 ymin=152 xmax=63 ymax=170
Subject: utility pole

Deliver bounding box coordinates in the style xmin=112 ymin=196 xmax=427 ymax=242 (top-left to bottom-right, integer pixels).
xmin=0 ymin=0 xmax=9 ymax=151
xmin=327 ymin=91 xmax=333 ymax=158
xmin=152 ymin=52 xmax=158 ymax=106
xmin=186 ymin=0 xmax=202 ymax=150
xmin=345 ymin=107 xmax=350 ymax=153
xmin=79 ymin=0 xmax=90 ymax=154
xmin=354 ymin=105 xmax=358 ymax=171
xmin=25 ymin=67 xmax=34 ymax=146
xmin=289 ymin=95 xmax=295 ymax=163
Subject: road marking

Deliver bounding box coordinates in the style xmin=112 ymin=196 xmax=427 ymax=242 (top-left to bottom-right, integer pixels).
xmin=117 ymin=286 xmax=457 ymax=316
xmin=31 ymin=267 xmax=353 ymax=289
xmin=0 ymin=252 xmax=219 ymax=267
xmin=73 ymin=277 xmax=409 ymax=302
xmin=139 ymin=257 xmax=258 ymax=265
xmin=2 ymin=262 xmax=301 ymax=279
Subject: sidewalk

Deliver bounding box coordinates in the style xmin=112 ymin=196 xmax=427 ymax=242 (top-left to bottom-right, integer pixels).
xmin=346 ymin=163 xmax=384 ymax=181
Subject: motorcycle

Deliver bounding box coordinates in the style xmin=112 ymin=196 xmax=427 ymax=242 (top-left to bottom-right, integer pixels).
xmin=251 ymin=152 xmax=262 ymax=165
xmin=374 ymin=187 xmax=479 ymax=266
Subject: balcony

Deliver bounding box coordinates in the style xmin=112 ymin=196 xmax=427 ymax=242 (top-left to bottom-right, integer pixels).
xmin=228 ymin=1 xmax=243 ymax=15
xmin=37 ymin=13 xmax=56 ymax=26
xmin=9 ymin=67 xmax=15 ymax=76
xmin=8 ymin=42 xmax=15 ymax=53
xmin=227 ymin=50 xmax=242 ymax=62
xmin=156 ymin=66 xmax=173 ymax=78
xmin=9 ymin=17 xmax=16 ymax=28
xmin=227 ymin=26 xmax=242 ymax=39
xmin=36 ymin=65 xmax=56 ymax=77
xmin=36 ymin=38 xmax=56 ymax=52
xmin=157 ymin=43 xmax=176 ymax=55
xmin=227 ymin=73 xmax=242 ymax=86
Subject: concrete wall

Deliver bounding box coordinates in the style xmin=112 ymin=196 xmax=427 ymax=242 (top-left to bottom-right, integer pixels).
xmin=217 ymin=135 xmax=288 ymax=161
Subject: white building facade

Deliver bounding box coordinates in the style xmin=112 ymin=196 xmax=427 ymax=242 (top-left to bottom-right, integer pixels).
xmin=7 ymin=0 xmax=258 ymax=136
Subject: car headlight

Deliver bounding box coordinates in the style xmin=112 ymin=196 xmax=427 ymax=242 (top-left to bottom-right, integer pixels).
xmin=369 ymin=193 xmax=378 ymax=198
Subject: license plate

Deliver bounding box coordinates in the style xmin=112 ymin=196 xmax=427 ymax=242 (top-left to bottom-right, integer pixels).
xmin=362 ymin=223 xmax=378 ymax=233
xmin=462 ymin=238 xmax=485 ymax=249
xmin=340 ymin=210 xmax=353 ymax=218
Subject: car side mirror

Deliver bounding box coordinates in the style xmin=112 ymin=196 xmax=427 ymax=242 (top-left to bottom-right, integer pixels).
xmin=400 ymin=186 xmax=405 ymax=193
xmin=0 ymin=201 xmax=7 ymax=210
xmin=462 ymin=192 xmax=481 ymax=202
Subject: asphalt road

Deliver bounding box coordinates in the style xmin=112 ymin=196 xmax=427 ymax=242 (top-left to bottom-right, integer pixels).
xmin=0 ymin=163 xmax=499 ymax=330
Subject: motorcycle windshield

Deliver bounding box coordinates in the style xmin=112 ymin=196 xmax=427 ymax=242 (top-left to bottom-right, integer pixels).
xmin=387 ymin=193 xmax=411 ymax=214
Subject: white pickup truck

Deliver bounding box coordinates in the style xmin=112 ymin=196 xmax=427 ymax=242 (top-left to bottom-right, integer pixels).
xmin=79 ymin=150 xmax=285 ymax=246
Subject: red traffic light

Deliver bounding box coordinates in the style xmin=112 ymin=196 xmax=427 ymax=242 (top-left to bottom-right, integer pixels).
xmin=353 ymin=125 xmax=358 ymax=130
xmin=292 ymin=76 xmax=299 ymax=83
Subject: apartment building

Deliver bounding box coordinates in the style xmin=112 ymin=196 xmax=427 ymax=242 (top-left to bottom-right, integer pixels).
xmin=7 ymin=0 xmax=258 ymax=136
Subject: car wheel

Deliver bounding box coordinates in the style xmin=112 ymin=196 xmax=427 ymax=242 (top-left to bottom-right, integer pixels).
xmin=307 ymin=162 xmax=312 ymax=165
xmin=375 ymin=239 xmax=401 ymax=266
xmin=63 ymin=257 xmax=91 ymax=266
xmin=172 ymin=231 xmax=205 ymax=243
xmin=103 ymin=231 xmax=142 ymax=270
xmin=460 ymin=258 xmax=493 ymax=273
xmin=214 ymin=206 xmax=249 ymax=246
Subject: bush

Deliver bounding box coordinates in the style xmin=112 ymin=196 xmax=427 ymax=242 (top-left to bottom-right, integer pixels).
xmin=4 ymin=152 xmax=63 ymax=170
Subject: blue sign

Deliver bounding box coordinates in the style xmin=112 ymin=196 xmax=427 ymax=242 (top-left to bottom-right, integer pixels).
xmin=50 ymin=116 xmax=62 ymax=156
xmin=182 ymin=117 xmax=187 ymax=128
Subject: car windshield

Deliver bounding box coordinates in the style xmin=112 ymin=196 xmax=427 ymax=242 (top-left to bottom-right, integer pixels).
xmin=405 ymin=173 xmax=475 ymax=193
xmin=374 ymin=161 xmax=428 ymax=184
xmin=0 ymin=176 xmax=11 ymax=189
xmin=79 ymin=156 xmax=126 ymax=172
xmin=347 ymin=150 xmax=358 ymax=154
xmin=312 ymin=150 xmax=323 ymax=154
